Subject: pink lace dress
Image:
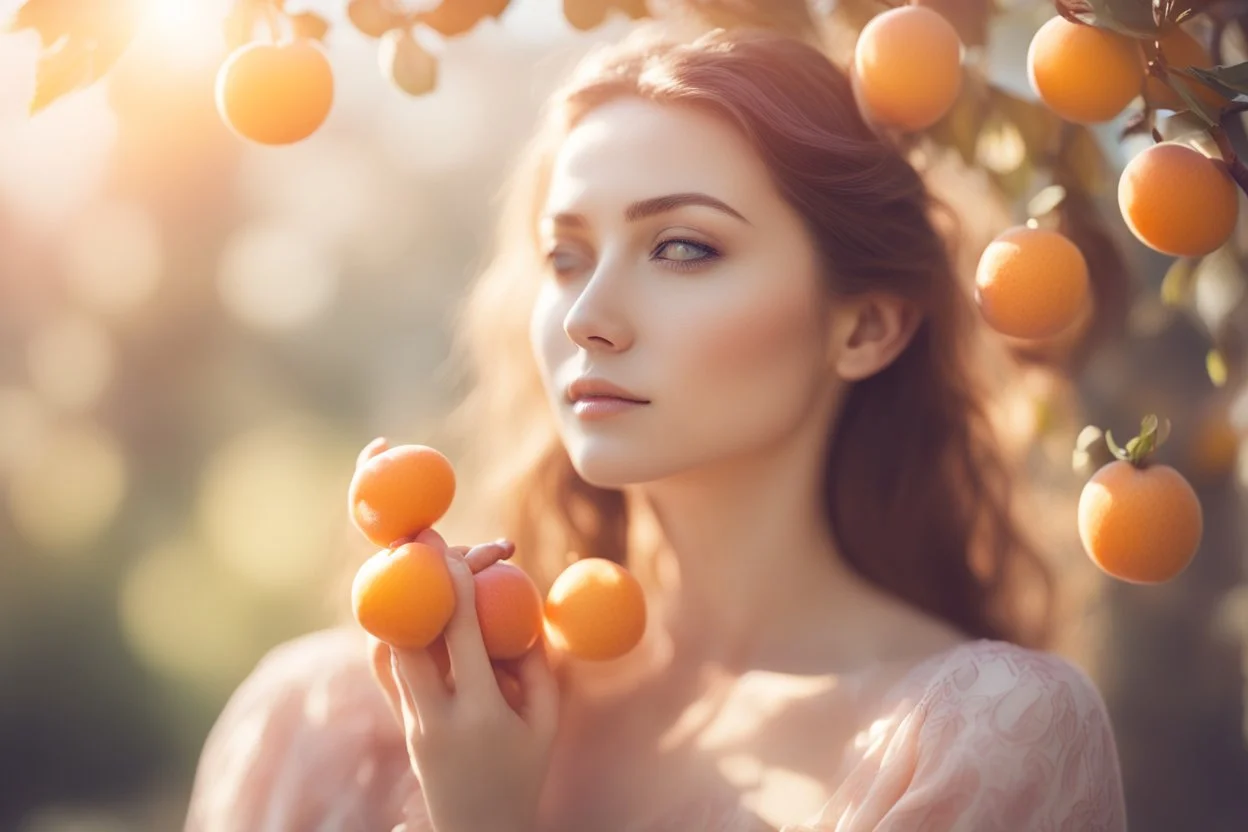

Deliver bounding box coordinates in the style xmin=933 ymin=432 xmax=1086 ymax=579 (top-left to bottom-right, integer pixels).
xmin=184 ymin=628 xmax=1127 ymax=831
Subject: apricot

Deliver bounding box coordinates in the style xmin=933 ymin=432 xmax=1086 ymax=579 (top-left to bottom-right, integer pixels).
xmin=852 ymin=5 xmax=963 ymax=131
xmin=215 ymin=39 xmax=334 ymax=145
xmin=348 ymin=444 xmax=456 ymax=548
xmin=544 ymin=558 xmax=646 ymax=661
xmin=975 ymin=226 xmax=1090 ymax=340
xmin=352 ymin=542 xmax=455 ymax=649
xmin=1078 ymin=459 xmax=1203 ymax=584
xmin=1027 ymin=16 xmax=1142 ymax=124
xmin=1118 ymin=142 xmax=1239 ymax=257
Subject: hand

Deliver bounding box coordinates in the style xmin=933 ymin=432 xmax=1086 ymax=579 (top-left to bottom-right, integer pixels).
xmin=391 ymin=536 xmax=560 ymax=832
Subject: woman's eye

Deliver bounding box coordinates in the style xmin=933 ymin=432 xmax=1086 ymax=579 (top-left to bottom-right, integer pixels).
xmin=545 ymin=247 xmax=587 ymax=278
xmin=653 ymin=239 xmax=719 ymax=269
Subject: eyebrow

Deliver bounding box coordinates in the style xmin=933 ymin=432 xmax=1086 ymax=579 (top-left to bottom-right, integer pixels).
xmin=544 ymin=192 xmax=750 ymax=229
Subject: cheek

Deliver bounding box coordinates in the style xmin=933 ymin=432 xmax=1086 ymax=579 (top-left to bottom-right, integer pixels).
xmin=672 ymin=285 xmax=826 ymax=412
xmin=529 ymin=288 xmax=566 ymax=383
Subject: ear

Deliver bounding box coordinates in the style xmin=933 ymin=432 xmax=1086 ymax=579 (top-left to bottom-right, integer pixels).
xmin=828 ymin=294 xmax=922 ymax=382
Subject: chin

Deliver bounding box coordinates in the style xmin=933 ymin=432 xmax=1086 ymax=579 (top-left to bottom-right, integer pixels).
xmin=565 ymin=436 xmax=665 ymax=489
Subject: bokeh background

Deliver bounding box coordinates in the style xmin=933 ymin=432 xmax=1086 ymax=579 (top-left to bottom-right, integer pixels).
xmin=1 ymin=1 xmax=1247 ymax=830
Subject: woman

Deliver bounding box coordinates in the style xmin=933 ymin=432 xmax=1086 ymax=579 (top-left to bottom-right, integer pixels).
xmin=184 ymin=24 xmax=1126 ymax=832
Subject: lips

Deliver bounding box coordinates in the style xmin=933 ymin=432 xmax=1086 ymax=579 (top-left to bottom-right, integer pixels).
xmin=566 ymin=377 xmax=650 ymax=404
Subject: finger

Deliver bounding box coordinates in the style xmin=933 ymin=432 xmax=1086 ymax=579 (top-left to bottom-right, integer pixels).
xmin=366 ymin=635 xmax=404 ymax=727
xmin=441 ymin=552 xmax=499 ymax=698
xmin=356 ymin=437 xmax=388 ymax=470
xmin=412 ymin=527 xmax=448 ymax=552
xmin=516 ymin=643 xmax=560 ymax=737
xmin=391 ymin=645 xmax=450 ymax=729
xmin=463 ymin=539 xmax=513 ymax=574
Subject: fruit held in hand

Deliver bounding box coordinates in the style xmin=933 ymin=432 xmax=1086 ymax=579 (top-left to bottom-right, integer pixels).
xmin=215 ymin=39 xmax=335 ymax=145
xmin=1027 ymin=16 xmax=1143 ymax=124
xmin=545 ymin=558 xmax=646 ymax=661
xmin=975 ymin=226 xmax=1089 ymax=340
xmin=474 ymin=561 xmax=545 ymax=660
xmin=349 ymin=444 xmax=456 ymax=548
xmin=1118 ymin=142 xmax=1239 ymax=258
xmin=353 ymin=543 xmax=456 ymax=648
xmin=852 ymin=5 xmax=963 ymax=131
xmin=1077 ymin=416 xmax=1203 ymax=584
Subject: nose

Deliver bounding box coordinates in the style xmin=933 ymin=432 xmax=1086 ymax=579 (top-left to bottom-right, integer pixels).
xmin=563 ymin=258 xmax=633 ymax=353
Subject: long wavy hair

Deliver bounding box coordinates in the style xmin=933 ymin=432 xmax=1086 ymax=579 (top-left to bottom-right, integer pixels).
xmin=435 ymin=24 xmax=1055 ymax=648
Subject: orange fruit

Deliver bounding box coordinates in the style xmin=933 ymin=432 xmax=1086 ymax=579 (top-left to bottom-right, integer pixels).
xmin=1118 ymin=142 xmax=1240 ymax=257
xmin=563 ymin=0 xmax=610 ymax=31
xmin=348 ymin=444 xmax=456 ymax=548
xmin=852 ymin=5 xmax=963 ymax=131
xmin=474 ymin=561 xmax=544 ymax=660
xmin=1078 ymin=459 xmax=1202 ymax=583
xmin=346 ymin=0 xmax=406 ymax=38
xmin=544 ymin=558 xmax=646 ymax=661
xmin=352 ymin=542 xmax=456 ymax=648
xmin=975 ymin=226 xmax=1090 ymax=340
xmin=1143 ymin=29 xmax=1225 ymax=112
xmin=1027 ymin=16 xmax=1143 ymax=124
xmin=421 ymin=0 xmax=510 ymax=37
xmin=215 ymin=39 xmax=334 ymax=145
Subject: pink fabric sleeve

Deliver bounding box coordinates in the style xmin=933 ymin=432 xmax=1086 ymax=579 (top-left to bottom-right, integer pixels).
xmin=182 ymin=627 xmax=429 ymax=832
xmin=788 ymin=641 xmax=1127 ymax=832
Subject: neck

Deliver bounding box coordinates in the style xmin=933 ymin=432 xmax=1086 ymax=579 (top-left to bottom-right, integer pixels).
xmin=625 ymin=419 xmax=883 ymax=673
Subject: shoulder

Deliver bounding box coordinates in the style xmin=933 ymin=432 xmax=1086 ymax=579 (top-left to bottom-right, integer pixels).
xmin=184 ymin=628 xmax=418 ymax=832
xmin=908 ymin=638 xmax=1115 ymax=726
xmin=908 ymin=640 xmax=1125 ymax=829
xmin=820 ymin=639 xmax=1127 ymax=831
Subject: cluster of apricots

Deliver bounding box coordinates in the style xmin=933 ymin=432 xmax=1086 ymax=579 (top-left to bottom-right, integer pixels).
xmin=348 ymin=443 xmax=647 ymax=705
xmin=213 ymin=0 xmax=649 ymax=146
xmin=852 ymin=6 xmax=1237 ymax=340
xmin=850 ymin=4 xmax=1227 ymax=584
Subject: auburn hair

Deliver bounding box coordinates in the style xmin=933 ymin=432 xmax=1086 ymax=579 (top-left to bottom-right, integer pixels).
xmin=436 ymin=25 xmax=1055 ymax=648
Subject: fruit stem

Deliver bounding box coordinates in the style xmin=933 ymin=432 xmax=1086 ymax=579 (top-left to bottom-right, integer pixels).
xmin=1106 ymin=414 xmax=1171 ymax=468
xmin=1208 ymin=123 xmax=1248 ymax=198
xmin=262 ymin=0 xmax=283 ymax=42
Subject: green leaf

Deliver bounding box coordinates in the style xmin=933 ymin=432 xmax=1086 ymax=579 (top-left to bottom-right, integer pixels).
xmin=1165 ymin=69 xmax=1222 ymax=126
xmin=989 ymin=87 xmax=1063 ymax=164
xmin=30 ymin=35 xmax=95 ymax=114
xmin=1186 ymin=64 xmax=1248 ymax=100
xmin=290 ymin=11 xmax=330 ymax=41
xmin=1104 ymin=428 xmax=1128 ymax=461
xmin=5 ymin=0 xmax=77 ymax=47
xmin=611 ymin=0 xmax=649 ymax=20
xmin=1028 ymin=184 xmax=1067 ymax=219
xmin=224 ymin=0 xmax=265 ymax=50
xmin=928 ymin=83 xmax=983 ymax=166
xmin=1080 ymin=0 xmax=1162 ymax=37
xmin=1160 ymin=256 xmax=1197 ymax=306
xmin=12 ymin=0 xmax=139 ymax=113
xmin=1207 ymin=348 xmax=1229 ymax=387
xmin=1057 ymin=125 xmax=1110 ymax=194
xmin=1075 ymin=424 xmax=1106 ymax=453
xmin=420 ymin=0 xmax=510 ymax=37
xmin=1158 ymin=110 xmax=1215 ymax=142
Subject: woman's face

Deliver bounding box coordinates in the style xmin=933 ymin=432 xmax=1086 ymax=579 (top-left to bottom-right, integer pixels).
xmin=530 ymin=97 xmax=839 ymax=489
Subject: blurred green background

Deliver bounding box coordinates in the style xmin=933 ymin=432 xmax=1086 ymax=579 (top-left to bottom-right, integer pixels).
xmin=1 ymin=1 xmax=1247 ymax=830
